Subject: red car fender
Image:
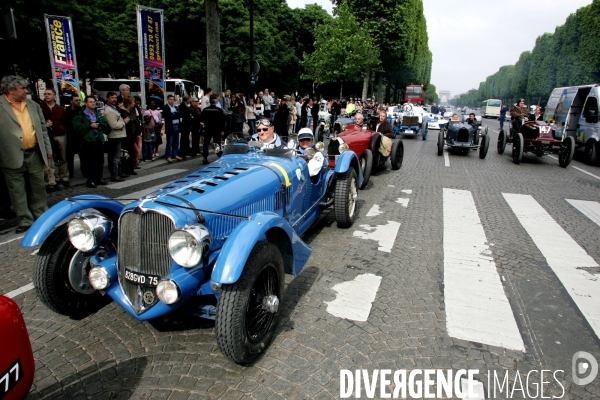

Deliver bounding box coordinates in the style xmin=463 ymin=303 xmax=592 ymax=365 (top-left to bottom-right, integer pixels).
xmin=0 ymin=296 xmax=35 ymax=400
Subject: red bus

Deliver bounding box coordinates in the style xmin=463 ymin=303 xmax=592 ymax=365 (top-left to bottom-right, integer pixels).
xmin=403 ymin=84 xmax=424 ymax=104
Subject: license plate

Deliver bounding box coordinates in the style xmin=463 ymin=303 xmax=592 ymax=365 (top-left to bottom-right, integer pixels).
xmin=124 ymin=268 xmax=160 ymax=287
xmin=405 ymin=130 xmax=414 ymax=134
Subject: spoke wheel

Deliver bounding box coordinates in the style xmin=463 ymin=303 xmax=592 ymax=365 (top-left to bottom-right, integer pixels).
xmin=334 ymin=168 xmax=358 ymax=228
xmin=559 ymin=136 xmax=575 ymax=168
xmin=497 ymin=129 xmax=507 ymax=154
xmin=216 ymin=242 xmax=284 ymax=364
xmin=359 ymin=149 xmax=373 ymax=189
xmin=33 ymin=223 xmax=109 ymax=316
xmin=512 ymin=132 xmax=523 ymax=164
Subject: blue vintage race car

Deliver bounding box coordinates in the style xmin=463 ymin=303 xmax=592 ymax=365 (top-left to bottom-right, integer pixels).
xmin=21 ymin=136 xmax=363 ymax=364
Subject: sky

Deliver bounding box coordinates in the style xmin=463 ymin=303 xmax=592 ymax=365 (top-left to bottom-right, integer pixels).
xmin=286 ymin=0 xmax=593 ymax=98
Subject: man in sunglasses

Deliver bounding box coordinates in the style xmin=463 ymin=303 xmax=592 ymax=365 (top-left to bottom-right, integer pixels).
xmin=255 ymin=118 xmax=282 ymax=148
xmin=297 ymin=128 xmax=325 ymax=177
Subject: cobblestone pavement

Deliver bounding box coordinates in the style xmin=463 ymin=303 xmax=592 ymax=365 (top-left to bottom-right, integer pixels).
xmin=2 ymin=119 xmax=600 ymax=399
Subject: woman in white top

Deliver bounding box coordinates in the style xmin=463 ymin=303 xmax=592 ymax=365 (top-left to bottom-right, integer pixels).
xmin=254 ymin=98 xmax=264 ymax=119
xmin=245 ymin=98 xmax=257 ymax=136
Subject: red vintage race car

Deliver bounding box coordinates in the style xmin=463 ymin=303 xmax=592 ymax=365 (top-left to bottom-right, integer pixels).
xmin=0 ymin=295 xmax=35 ymax=400
xmin=327 ymin=115 xmax=404 ymax=189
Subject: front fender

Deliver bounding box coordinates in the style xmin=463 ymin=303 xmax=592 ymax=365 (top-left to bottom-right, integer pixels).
xmin=211 ymin=212 xmax=312 ymax=285
xmin=21 ymin=195 xmax=125 ymax=247
xmin=334 ymin=151 xmax=364 ymax=187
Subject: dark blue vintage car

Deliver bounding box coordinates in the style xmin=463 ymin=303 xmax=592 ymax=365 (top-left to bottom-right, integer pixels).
xmin=437 ymin=119 xmax=490 ymax=158
xmin=21 ymin=137 xmax=363 ymax=364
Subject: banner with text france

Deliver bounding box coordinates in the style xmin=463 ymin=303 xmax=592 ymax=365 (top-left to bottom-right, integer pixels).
xmin=44 ymin=15 xmax=80 ymax=103
xmin=137 ymin=6 xmax=166 ymax=109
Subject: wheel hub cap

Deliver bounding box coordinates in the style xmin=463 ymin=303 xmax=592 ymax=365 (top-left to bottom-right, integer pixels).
xmin=262 ymin=295 xmax=279 ymax=313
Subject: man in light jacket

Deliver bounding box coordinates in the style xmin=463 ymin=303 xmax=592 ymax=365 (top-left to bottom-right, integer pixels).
xmin=104 ymin=91 xmax=128 ymax=182
xmin=263 ymin=88 xmax=274 ymax=120
xmin=0 ymin=75 xmax=52 ymax=233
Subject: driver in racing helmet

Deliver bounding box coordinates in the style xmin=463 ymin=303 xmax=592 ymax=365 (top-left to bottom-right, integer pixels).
xmin=297 ymin=128 xmax=326 ymax=177
xmin=253 ymin=118 xmax=283 ymax=148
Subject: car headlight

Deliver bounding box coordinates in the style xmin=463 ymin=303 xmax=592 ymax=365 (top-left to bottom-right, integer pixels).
xmin=156 ymin=279 xmax=180 ymax=304
xmin=339 ymin=143 xmax=350 ymax=153
xmin=304 ymin=148 xmax=316 ymax=160
xmin=315 ymin=142 xmax=325 ymax=152
xmin=168 ymin=224 xmax=212 ymax=268
xmin=68 ymin=213 xmax=112 ymax=252
xmin=89 ymin=266 xmax=111 ymax=290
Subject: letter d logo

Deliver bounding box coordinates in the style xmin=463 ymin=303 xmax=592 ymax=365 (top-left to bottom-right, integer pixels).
xmin=572 ymin=351 xmax=598 ymax=386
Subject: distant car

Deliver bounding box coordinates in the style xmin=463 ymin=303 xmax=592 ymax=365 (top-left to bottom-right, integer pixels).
xmin=396 ymin=104 xmax=429 ymax=138
xmin=427 ymin=113 xmax=448 ymax=130
xmin=443 ymin=109 xmax=454 ymax=118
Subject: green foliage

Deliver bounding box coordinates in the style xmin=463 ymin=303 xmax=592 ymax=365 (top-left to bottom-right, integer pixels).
xmin=302 ymin=5 xmax=380 ymax=87
xmin=424 ymin=83 xmax=439 ymax=104
xmin=453 ymin=0 xmax=600 ymax=107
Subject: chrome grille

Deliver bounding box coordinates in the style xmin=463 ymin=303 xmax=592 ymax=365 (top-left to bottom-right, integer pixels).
xmin=118 ymin=211 xmax=174 ymax=314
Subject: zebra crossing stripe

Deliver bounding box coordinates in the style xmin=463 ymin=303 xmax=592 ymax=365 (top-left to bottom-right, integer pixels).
xmin=566 ymin=199 xmax=600 ymax=227
xmin=503 ymin=193 xmax=600 ymax=339
xmin=443 ymin=188 xmax=525 ymax=351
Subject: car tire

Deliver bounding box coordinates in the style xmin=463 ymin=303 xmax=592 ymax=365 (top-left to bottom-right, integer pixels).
xmin=360 ymin=149 xmax=373 ymax=189
xmin=422 ymin=123 xmax=428 ymax=140
xmin=215 ymin=242 xmax=285 ymax=365
xmin=498 ymin=129 xmax=507 ymax=154
xmin=559 ymin=136 xmax=575 ymax=168
xmin=584 ymin=140 xmax=598 ymax=165
xmin=479 ymin=134 xmax=490 ymax=159
xmin=437 ymin=130 xmax=444 ymax=156
xmin=33 ymin=223 xmax=109 ymax=316
xmin=512 ymin=132 xmax=523 ymax=164
xmin=391 ymin=139 xmax=404 ymax=170
xmin=369 ymin=133 xmax=382 ymax=166
xmin=334 ymin=168 xmax=358 ymax=228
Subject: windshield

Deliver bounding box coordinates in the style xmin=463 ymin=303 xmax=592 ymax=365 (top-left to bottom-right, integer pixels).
xmin=223 ymin=134 xmax=298 ymax=159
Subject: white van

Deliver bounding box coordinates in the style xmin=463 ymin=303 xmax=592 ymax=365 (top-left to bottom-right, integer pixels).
xmin=92 ymin=78 xmax=201 ymax=105
xmin=544 ymin=84 xmax=600 ymax=165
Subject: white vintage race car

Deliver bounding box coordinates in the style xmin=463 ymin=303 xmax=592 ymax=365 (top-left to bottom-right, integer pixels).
xmin=427 ymin=113 xmax=448 ymax=130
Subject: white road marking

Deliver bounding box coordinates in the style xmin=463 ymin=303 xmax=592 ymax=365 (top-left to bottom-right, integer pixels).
xmin=353 ymin=221 xmax=401 ymax=253
xmin=443 ymin=188 xmax=525 ymax=351
xmin=30 ymin=249 xmax=39 ymax=256
xmin=108 ymin=169 xmax=187 ymax=189
xmin=388 ymin=185 xmax=395 ymax=187
xmin=396 ymin=198 xmax=410 ymax=207
xmin=546 ymin=156 xmax=600 ymax=181
xmin=0 ymin=235 xmax=24 ymax=246
xmin=503 ymin=193 xmax=600 ymax=339
xmin=566 ymin=199 xmax=600 ymax=227
xmin=365 ymin=205 xmax=383 ymax=217
xmin=325 ymin=273 xmax=382 ymax=321
xmin=117 ymin=183 xmax=169 ymax=204
xmin=401 ymin=189 xmax=412 ymax=194
xmin=5 ymin=283 xmax=35 ymax=299
xmin=460 ymin=377 xmax=486 ymax=400
xmin=444 ymin=151 xmax=450 ymax=167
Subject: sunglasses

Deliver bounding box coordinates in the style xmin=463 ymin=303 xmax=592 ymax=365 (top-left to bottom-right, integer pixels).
xmin=258 ymin=127 xmax=270 ymax=132
xmin=257 ymin=119 xmax=272 ymax=127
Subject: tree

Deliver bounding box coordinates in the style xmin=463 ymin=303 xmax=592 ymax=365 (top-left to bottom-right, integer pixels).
xmin=302 ymin=4 xmax=380 ymax=99
xmin=205 ymin=0 xmax=222 ymax=94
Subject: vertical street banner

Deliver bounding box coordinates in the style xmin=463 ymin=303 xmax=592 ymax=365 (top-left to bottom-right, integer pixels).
xmin=137 ymin=6 xmax=165 ymax=110
xmin=44 ymin=15 xmax=79 ymax=104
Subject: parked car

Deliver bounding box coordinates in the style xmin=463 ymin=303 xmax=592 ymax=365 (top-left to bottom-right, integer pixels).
xmin=21 ymin=136 xmax=363 ymax=365
xmin=329 ymin=114 xmax=404 ymax=189
xmin=438 ymin=117 xmax=490 ymax=158
xmin=497 ymin=117 xmax=574 ymax=167
xmin=0 ymin=296 xmax=35 ymax=400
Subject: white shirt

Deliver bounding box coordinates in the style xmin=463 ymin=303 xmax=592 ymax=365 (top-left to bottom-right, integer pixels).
xmin=263 ymin=94 xmax=274 ymax=110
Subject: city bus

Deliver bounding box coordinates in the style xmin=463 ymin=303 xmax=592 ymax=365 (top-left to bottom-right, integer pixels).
xmin=481 ymin=99 xmax=502 ymax=118
xmin=92 ymin=78 xmax=201 ymax=105
xmin=403 ymin=84 xmax=425 ymax=104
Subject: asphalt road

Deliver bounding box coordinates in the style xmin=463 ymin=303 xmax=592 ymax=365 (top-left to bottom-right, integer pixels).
xmin=1 ymin=118 xmax=600 ymax=399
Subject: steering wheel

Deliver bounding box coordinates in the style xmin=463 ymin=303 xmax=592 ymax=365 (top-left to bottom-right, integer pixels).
xmin=402 ymin=104 xmax=413 ymax=113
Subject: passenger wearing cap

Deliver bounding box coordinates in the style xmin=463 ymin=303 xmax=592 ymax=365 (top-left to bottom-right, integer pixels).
xmin=297 ymin=128 xmax=326 ymax=178
xmin=254 ymin=118 xmax=282 ymax=148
